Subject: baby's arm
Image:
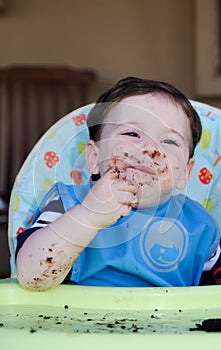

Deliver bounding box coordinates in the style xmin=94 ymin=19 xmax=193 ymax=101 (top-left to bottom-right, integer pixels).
xmin=16 ymin=168 xmax=138 ymax=291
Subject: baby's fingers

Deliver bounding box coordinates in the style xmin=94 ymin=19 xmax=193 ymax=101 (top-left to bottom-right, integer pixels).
xmin=115 ymin=180 xmax=138 ymax=195
xmin=118 ymin=191 xmax=138 ymax=207
xmin=119 ymin=204 xmax=133 ymax=217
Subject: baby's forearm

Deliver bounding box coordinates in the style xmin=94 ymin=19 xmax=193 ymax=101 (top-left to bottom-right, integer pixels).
xmin=16 ymin=205 xmax=98 ymax=291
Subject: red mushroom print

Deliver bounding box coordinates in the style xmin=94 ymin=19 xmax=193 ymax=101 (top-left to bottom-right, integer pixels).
xmin=72 ymin=114 xmax=87 ymax=126
xmin=44 ymin=151 xmax=59 ymax=168
xmin=213 ymin=266 xmax=221 ymax=284
xmin=198 ymin=167 xmax=213 ymax=184
xmin=16 ymin=227 xmax=26 ymax=236
xmin=70 ymin=169 xmax=82 ymax=185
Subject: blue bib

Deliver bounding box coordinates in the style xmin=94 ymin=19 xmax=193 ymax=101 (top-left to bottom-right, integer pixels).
xmin=43 ymin=182 xmax=220 ymax=287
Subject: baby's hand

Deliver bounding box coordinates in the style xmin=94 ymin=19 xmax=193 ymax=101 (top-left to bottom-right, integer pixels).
xmin=81 ymin=168 xmax=138 ymax=229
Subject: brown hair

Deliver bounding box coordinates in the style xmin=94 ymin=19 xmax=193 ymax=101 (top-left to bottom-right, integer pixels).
xmin=87 ymin=76 xmax=202 ymax=158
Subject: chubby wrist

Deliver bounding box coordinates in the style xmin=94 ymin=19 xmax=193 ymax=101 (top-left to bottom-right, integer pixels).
xmin=49 ymin=204 xmax=98 ymax=247
xmin=70 ymin=204 xmax=103 ymax=230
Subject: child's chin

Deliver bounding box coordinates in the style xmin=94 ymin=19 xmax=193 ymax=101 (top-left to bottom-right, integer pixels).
xmin=135 ymin=184 xmax=162 ymax=209
xmin=126 ymin=168 xmax=158 ymax=186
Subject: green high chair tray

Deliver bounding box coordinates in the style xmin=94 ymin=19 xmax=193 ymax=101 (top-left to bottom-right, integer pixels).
xmin=1 ymin=279 xmax=221 ymax=349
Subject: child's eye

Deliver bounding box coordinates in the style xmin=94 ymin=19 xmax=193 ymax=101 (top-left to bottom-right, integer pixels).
xmin=162 ymin=139 xmax=179 ymax=146
xmin=121 ymin=131 xmax=140 ymax=138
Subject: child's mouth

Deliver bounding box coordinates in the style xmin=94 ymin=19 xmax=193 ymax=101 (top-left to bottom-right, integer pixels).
xmin=109 ymin=158 xmax=156 ymax=176
xmin=123 ymin=163 xmax=155 ymax=175
xmin=105 ymin=150 xmax=168 ymax=180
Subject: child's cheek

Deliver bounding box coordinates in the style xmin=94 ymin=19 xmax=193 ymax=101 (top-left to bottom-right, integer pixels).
xmin=158 ymin=163 xmax=183 ymax=192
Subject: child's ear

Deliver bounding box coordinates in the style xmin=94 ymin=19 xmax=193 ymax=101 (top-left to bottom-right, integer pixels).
xmin=85 ymin=140 xmax=100 ymax=175
xmin=176 ymin=158 xmax=195 ymax=190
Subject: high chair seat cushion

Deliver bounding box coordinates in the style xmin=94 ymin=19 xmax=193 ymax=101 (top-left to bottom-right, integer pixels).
xmin=183 ymin=101 xmax=221 ymax=225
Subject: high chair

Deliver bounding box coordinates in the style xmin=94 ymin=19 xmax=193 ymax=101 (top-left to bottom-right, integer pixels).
xmin=1 ymin=100 xmax=221 ymax=349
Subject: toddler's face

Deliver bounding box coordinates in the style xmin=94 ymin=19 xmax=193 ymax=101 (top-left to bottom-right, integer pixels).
xmin=88 ymin=94 xmax=194 ymax=208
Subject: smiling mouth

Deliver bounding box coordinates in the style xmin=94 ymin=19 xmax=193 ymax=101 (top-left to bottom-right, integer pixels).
xmin=126 ymin=164 xmax=156 ymax=175
xmin=112 ymin=158 xmax=156 ymax=176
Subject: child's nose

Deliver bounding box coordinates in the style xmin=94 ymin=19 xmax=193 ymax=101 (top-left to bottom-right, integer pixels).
xmin=140 ymin=137 xmax=160 ymax=155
